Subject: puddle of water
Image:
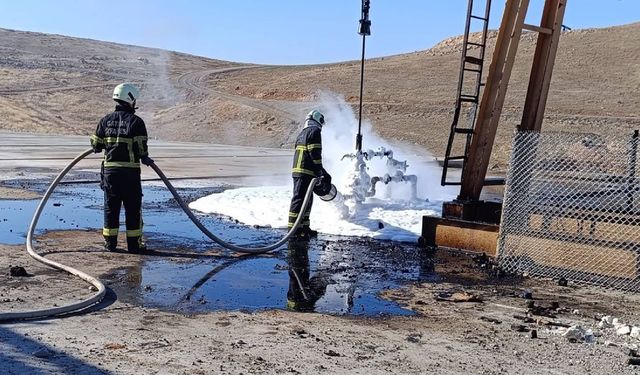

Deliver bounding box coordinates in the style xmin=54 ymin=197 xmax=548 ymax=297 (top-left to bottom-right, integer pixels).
xmin=0 ymin=183 xmax=277 ymax=246
xmin=0 ymin=185 xmax=102 ymax=244
xmin=108 ymin=238 xmax=433 ymax=316
xmin=1 ymin=181 xmax=435 ymax=316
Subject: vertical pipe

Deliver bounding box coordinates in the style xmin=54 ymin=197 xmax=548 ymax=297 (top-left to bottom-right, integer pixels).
xmin=356 ymin=0 xmax=370 ymax=153
xmin=356 ymin=33 xmax=366 ymax=152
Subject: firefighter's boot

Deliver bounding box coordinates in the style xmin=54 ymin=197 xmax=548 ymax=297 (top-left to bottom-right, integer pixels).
xmin=305 ymin=228 xmax=318 ymax=238
xmin=127 ymin=236 xmax=148 ymax=254
xmin=104 ymin=235 xmax=117 ymax=252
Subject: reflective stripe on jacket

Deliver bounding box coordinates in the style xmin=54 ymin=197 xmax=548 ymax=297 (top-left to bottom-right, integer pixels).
xmin=291 ymin=121 xmax=323 ymax=177
xmin=91 ymin=105 xmax=148 ymax=169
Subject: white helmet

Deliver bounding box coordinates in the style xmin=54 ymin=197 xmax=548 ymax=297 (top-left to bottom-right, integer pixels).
xmin=306 ymin=110 xmax=325 ymax=127
xmin=112 ymin=83 xmax=140 ymax=106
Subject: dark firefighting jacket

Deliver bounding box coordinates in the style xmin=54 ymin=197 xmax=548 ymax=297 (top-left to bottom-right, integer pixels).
xmin=91 ymin=105 xmax=148 ymax=169
xmin=291 ymin=120 xmax=323 ymax=177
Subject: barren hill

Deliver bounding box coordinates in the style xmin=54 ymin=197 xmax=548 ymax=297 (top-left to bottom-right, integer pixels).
xmin=1 ymin=23 xmax=638 ymax=169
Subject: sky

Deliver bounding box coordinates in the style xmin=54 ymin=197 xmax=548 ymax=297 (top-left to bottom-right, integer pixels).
xmin=1 ymin=0 xmax=638 ymax=64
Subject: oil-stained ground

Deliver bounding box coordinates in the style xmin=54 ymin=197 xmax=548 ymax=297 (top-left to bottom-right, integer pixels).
xmin=2 ymin=164 xmax=640 ymax=373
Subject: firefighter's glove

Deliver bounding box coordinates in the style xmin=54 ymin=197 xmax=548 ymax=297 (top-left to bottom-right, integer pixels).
xmin=316 ymin=172 xmax=332 ymax=190
xmin=320 ymin=168 xmax=331 ymax=181
xmin=322 ymin=171 xmax=332 ymax=185
xmin=141 ymin=156 xmax=154 ymax=166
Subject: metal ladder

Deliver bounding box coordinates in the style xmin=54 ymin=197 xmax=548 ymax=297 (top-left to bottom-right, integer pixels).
xmin=441 ymin=0 xmax=492 ymax=186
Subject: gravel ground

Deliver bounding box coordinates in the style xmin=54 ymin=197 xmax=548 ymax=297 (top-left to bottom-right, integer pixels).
xmin=2 ymin=228 xmax=640 ymax=374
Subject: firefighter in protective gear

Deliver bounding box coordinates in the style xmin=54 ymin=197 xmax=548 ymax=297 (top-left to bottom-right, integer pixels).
xmin=288 ymin=110 xmax=331 ymax=238
xmin=91 ymin=83 xmax=152 ymax=253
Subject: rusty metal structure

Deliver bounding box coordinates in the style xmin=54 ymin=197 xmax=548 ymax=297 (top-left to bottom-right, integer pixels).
xmin=422 ymin=0 xmax=568 ymax=252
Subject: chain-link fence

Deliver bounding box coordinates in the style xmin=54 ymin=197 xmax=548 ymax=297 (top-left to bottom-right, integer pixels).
xmin=498 ymin=130 xmax=640 ymax=291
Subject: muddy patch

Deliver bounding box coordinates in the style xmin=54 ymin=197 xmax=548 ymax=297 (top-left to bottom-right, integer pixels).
xmin=0 ymin=186 xmax=40 ymax=200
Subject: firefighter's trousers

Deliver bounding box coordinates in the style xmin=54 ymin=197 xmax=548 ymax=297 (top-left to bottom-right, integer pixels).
xmin=288 ymin=176 xmax=314 ymax=232
xmin=101 ymin=168 xmax=144 ymax=251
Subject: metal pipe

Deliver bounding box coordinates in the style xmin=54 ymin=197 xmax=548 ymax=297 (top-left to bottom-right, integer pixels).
xmin=356 ymin=0 xmax=371 ymax=152
xmin=356 ymin=34 xmax=366 ymax=152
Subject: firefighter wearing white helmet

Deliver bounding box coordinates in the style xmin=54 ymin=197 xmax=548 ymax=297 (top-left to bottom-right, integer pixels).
xmin=90 ymin=83 xmax=153 ymax=253
xmin=288 ymin=110 xmax=332 ymax=239
xmin=306 ymin=110 xmax=325 ymax=128
xmin=112 ymin=83 xmax=140 ymax=107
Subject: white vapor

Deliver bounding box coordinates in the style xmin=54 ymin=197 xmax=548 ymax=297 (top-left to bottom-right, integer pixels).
xmin=189 ymin=91 xmax=457 ymax=243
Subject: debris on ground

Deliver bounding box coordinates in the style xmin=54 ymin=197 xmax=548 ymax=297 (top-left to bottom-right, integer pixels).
xmin=435 ymin=291 xmax=483 ymax=303
xmin=562 ymin=325 xmax=595 ymax=343
xmin=617 ymin=325 xmax=632 ymax=336
xmin=480 ymin=316 xmax=502 ymax=324
xmin=32 ymin=349 xmax=53 ymax=358
xmin=527 ymin=303 xmax=558 ymax=319
xmin=324 ymin=350 xmax=341 ymax=357
xmin=9 ymin=265 xmax=28 ymax=277
xmin=104 ymin=343 xmax=127 ymax=350
xmin=406 ymin=333 xmax=422 ymax=343
xmin=628 ymin=358 xmax=640 ymax=366
xmin=510 ymin=324 xmax=529 ymax=332
xmin=521 ymin=290 xmax=533 ymax=299
xmin=599 ymin=315 xmax=615 ymax=328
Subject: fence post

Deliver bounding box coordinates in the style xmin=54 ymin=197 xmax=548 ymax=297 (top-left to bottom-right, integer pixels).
xmin=626 ymin=130 xmax=639 ymax=214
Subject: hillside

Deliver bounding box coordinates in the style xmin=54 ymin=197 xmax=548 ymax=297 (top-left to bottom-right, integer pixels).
xmin=0 ymin=23 xmax=638 ymax=170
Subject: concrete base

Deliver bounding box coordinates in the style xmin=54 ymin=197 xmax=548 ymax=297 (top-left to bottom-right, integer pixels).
xmin=419 ymin=215 xmax=500 ymax=256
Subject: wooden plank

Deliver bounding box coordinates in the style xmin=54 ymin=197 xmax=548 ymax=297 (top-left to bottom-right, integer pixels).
xmin=528 ymin=213 xmax=640 ymax=245
xmin=533 ymin=0 xmax=567 ymax=131
xmin=523 ymin=23 xmax=552 ymax=34
xmin=503 ymin=234 xmax=637 ymax=279
xmin=520 ymin=0 xmax=568 ymax=131
xmin=460 ymin=0 xmax=530 ymax=201
xmin=437 ymin=224 xmax=499 ymax=256
xmin=422 ymin=215 xmax=499 ymax=255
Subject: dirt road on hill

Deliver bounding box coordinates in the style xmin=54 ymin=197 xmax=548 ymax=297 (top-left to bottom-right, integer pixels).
xmin=1 ymin=24 xmax=637 ymax=169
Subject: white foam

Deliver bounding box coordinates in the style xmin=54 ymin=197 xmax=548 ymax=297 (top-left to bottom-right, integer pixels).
xmin=189 ymin=92 xmax=457 ymax=243
xmin=189 ymin=185 xmax=442 ymax=242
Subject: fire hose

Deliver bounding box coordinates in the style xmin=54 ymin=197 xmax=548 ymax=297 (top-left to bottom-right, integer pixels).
xmin=149 ymin=160 xmax=317 ymax=253
xmin=0 ymin=148 xmax=317 ymax=321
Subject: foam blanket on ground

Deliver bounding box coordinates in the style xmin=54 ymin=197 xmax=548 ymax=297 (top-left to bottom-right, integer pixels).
xmin=189 ymin=186 xmax=440 ymax=243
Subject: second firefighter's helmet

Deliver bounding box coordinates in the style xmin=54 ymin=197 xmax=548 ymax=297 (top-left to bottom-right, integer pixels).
xmin=112 ymin=83 xmax=140 ymax=107
xmin=306 ymin=110 xmax=325 ymax=127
